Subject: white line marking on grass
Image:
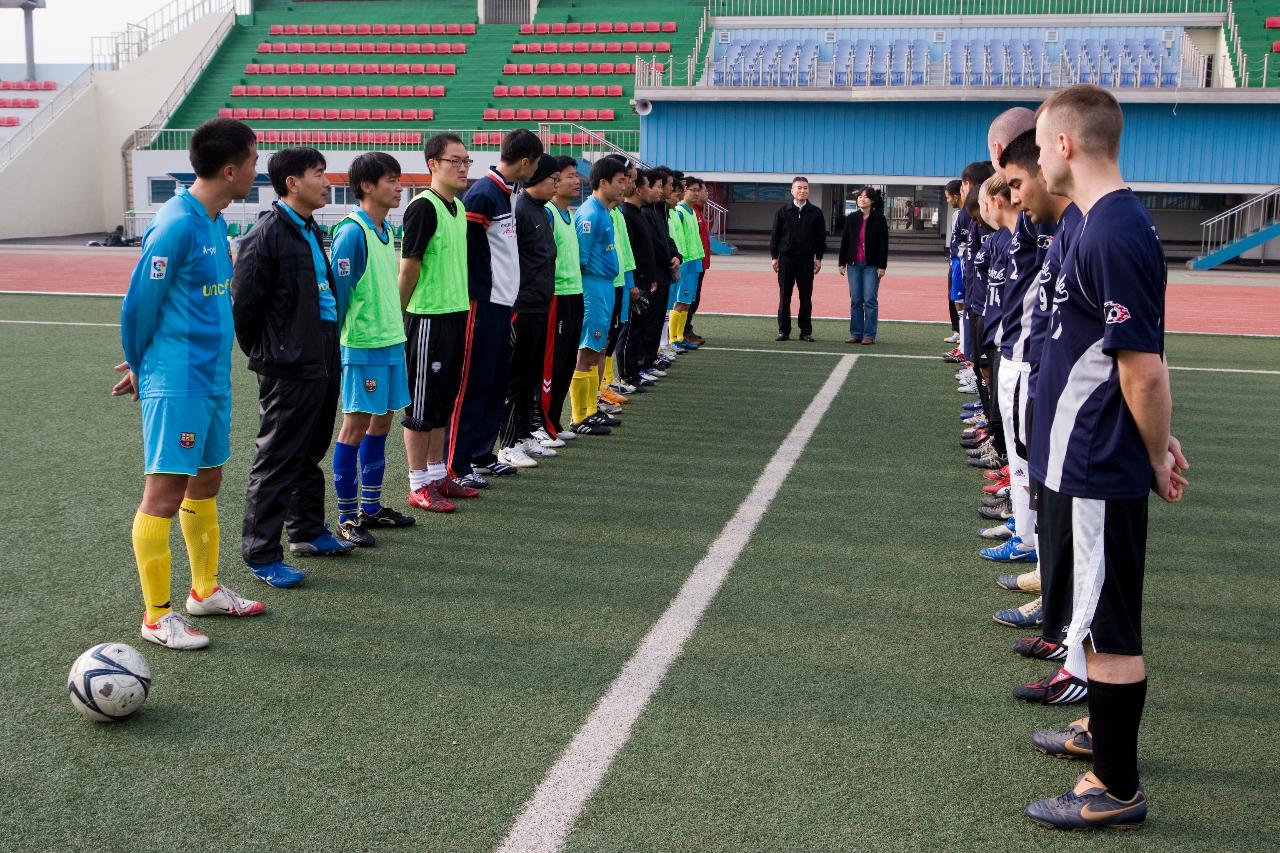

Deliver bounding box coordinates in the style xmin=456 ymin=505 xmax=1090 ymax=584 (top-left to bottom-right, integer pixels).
xmin=0 ymin=319 xmax=118 ymax=328
xmin=496 ymin=354 xmax=858 ymax=853
xmin=1168 ymin=365 xmax=1280 ymax=376
xmin=0 ymin=290 xmax=123 ymax=298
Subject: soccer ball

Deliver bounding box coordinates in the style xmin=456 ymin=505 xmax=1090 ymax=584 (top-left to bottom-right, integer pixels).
xmin=67 ymin=643 xmax=152 ymax=722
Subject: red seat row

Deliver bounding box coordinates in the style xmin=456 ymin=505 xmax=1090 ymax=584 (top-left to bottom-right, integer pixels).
xmin=482 ymin=108 xmax=615 ymax=121
xmin=223 ymin=107 xmax=434 ymax=121
xmin=519 ymin=22 xmax=676 ymax=34
xmin=258 ymin=42 xmax=466 ymax=54
xmin=255 ymin=130 xmax=425 ymax=145
xmin=513 ymin=42 xmax=669 ymax=54
xmin=1265 ymin=16 xmax=1279 ymax=26
xmin=0 ymin=80 xmax=56 ymax=91
xmin=0 ymin=97 xmax=39 ymax=108
xmin=503 ymin=62 xmax=634 ymax=74
xmin=268 ymin=23 xmax=475 ymax=35
xmin=0 ymin=116 xmax=20 ymax=127
xmin=246 ymin=62 xmax=457 ymax=75
xmin=232 ymin=84 xmax=445 ymax=97
xmin=1274 ymin=40 xmax=1280 ymax=52
xmin=472 ymin=131 xmax=596 ymax=145
xmin=494 ymin=84 xmax=623 ymax=97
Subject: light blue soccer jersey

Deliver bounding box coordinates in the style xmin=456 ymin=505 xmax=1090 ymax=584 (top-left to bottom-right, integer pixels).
xmin=574 ymin=195 xmax=619 ymax=283
xmin=121 ymin=188 xmax=234 ymax=398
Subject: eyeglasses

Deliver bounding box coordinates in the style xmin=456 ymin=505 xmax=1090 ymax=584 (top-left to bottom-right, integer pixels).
xmin=433 ymin=156 xmax=473 ymax=168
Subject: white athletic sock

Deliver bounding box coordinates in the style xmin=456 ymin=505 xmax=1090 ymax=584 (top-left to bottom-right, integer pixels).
xmin=427 ymin=462 xmax=447 ymax=482
xmin=659 ymin=318 xmax=669 ymax=349
xmin=1012 ymin=485 xmax=1036 ymax=548
xmin=409 ymin=469 xmax=430 ymax=491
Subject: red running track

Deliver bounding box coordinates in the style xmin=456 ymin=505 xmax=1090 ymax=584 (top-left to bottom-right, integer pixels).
xmin=2 ymin=250 xmax=1278 ymax=336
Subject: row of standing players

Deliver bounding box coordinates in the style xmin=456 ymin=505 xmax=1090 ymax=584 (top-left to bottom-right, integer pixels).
xmin=116 ymin=121 xmax=711 ymax=654
xmin=933 ymin=90 xmax=1190 ymax=830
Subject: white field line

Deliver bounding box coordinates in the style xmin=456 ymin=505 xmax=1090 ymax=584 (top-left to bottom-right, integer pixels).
xmin=1 ymin=320 xmax=1275 ymax=375
xmin=495 ymin=354 xmax=859 ymax=853
xmin=698 ymin=346 xmax=1280 ymax=376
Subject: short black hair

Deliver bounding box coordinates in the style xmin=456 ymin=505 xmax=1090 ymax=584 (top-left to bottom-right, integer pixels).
xmin=671 ymin=170 xmax=685 ymax=183
xmin=998 ymin=128 xmax=1040 ymax=174
xmin=554 ymin=155 xmax=578 ymax=172
xmin=587 ymin=157 xmax=626 ymax=191
xmin=424 ymin=132 xmax=464 ymax=164
xmin=189 ymin=117 xmax=257 ymax=180
xmin=960 ymin=160 xmax=995 ymax=188
xmin=631 ymin=171 xmax=649 ymax=189
xmin=683 ymin=176 xmax=704 ymax=189
xmin=268 ymin=146 xmax=326 ymax=197
xmin=500 ymin=128 xmax=543 ymax=164
xmin=857 ymin=185 xmax=884 ymax=213
xmin=792 ymin=176 xmax=809 ymax=186
xmin=944 ymin=179 xmax=962 ymax=196
xmin=349 ymin=151 xmax=401 ymax=200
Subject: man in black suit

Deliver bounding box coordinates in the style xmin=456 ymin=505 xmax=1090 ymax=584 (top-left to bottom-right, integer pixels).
xmin=769 ymin=176 xmax=826 ymax=342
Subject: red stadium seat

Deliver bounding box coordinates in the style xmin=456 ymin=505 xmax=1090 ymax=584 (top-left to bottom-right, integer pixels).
xmin=263 ymin=108 xmax=279 ymax=118
xmin=630 ymin=22 xmax=645 ymax=33
xmin=301 ymin=43 xmax=315 ymax=54
xmin=520 ymin=24 xmax=534 ymax=35
xmin=430 ymin=85 xmax=444 ymax=96
xmin=286 ymin=44 xmax=301 ymax=54
xmin=548 ymin=108 xmax=565 ymax=120
xmin=304 ymin=63 xmax=319 ymax=73
xmin=599 ymin=109 xmax=615 ymax=120
xmin=462 ymin=24 xmax=476 ymax=35
xmin=551 ymin=23 xmax=565 ymax=34
xmin=329 ymin=43 xmax=345 ymax=54
xmin=269 ymin=25 xmax=283 ymax=35
xmin=589 ymin=85 xmax=605 ymax=96
xmin=324 ymin=108 xmax=339 ymax=120
xmin=315 ymin=43 xmax=330 ymax=54
xmin=564 ymin=108 xmax=581 ymax=120
xmin=387 ymin=108 xmax=402 ymax=120
xmin=582 ymin=62 xmax=597 ymax=73
xmin=356 ymin=108 xmax=370 ymax=120
xmin=656 ymin=42 xmax=670 ymax=52
xmin=257 ymin=42 xmax=271 ymax=53
xmin=638 ymin=42 xmax=653 ymax=52
xmin=232 ymin=84 xmax=247 ymax=95
xmin=452 ymin=42 xmax=466 ymax=53
xmin=339 ymin=108 xmax=354 ymax=120
xmin=599 ymin=23 xmax=613 ymax=33
xmin=306 ymin=85 xmax=321 ymax=96
xmin=1265 ymin=16 xmax=1279 ymax=26
xmin=590 ymin=42 xmax=606 ymax=52
xmin=574 ymin=42 xmax=590 ymax=53
xmin=425 ymin=63 xmax=442 ymax=73
xmin=483 ymin=108 xmax=498 ymax=121
xmin=607 ymin=85 xmax=623 ymax=96
xmin=662 ymin=21 xmax=677 ymax=32
xmin=322 ymin=85 xmax=337 ymax=96
xmin=622 ymin=42 xmax=637 ymax=52
xmin=535 ymin=62 xmax=550 ymax=74
xmin=526 ymin=84 xmax=542 ymax=96
xmin=574 ymin=85 xmax=589 ymax=96
xmin=566 ymin=62 xmax=581 ymax=73
xmin=320 ymin=63 xmax=334 ymax=73
xmin=261 ymin=85 xmax=277 ymax=96
xmin=218 ymin=107 xmax=232 ymax=117
xmin=376 ymin=43 xmax=391 ymax=54
xmin=535 ymin=23 xmax=550 ymax=34
xmin=558 ymin=84 xmax=573 ymax=96
xmin=499 ymin=108 xmax=516 ymax=120
xmin=516 ymin=108 xmax=532 ymax=120
xmin=443 ymin=64 xmax=457 ymax=74
xmin=548 ymin=62 xmax=564 ymax=73
xmin=357 ymin=24 xmax=371 ymax=35
xmin=370 ymin=108 xmax=387 ymax=119
xmin=509 ymin=85 xmax=525 ymax=96
xmin=231 ymin=108 xmax=248 ymax=119
xmin=387 ymin=24 xmax=402 ymax=35
xmin=306 ymin=108 xmax=322 ymax=119
xmin=278 ymin=107 xmax=294 ymax=119
xmin=353 ymin=85 xmax=368 ymax=96
xmin=526 ymin=43 xmax=542 ymax=53
xmin=377 ymin=63 xmax=393 ymax=73
xmin=583 ymin=22 xmax=598 ymax=33
xmin=405 ymin=43 xmax=421 ymax=54
xmin=473 ymin=131 xmax=488 ymax=144
xmin=337 ymin=85 xmax=351 ymax=96
xmin=290 ymin=85 xmax=306 ymax=96
xmin=533 ymin=108 xmax=549 ymax=119
xmin=264 ymin=130 xmax=282 ymax=142
xmin=245 ymin=63 xmax=259 ymax=74
xmin=275 ymin=63 xmax=289 ymax=73
xmin=368 ymin=85 xmax=384 ymax=96
xmin=446 ymin=24 xmax=461 ymax=35
xmin=518 ymin=63 xmax=534 ymax=73
xmin=283 ymin=25 xmax=298 ymax=35
xmin=617 ymin=62 xmax=632 ymax=73
xmin=503 ymin=63 xmax=517 ymax=74
xmin=582 ymin=108 xmax=598 ymax=120
xmin=430 ymin=24 xmax=446 ymax=35
xmin=512 ymin=43 xmax=526 ymax=53
xmin=411 ymin=63 xmax=425 ymax=73
xmin=372 ymin=24 xmax=387 ymax=35
xmin=415 ymin=85 xmax=431 ymax=96
xmin=391 ymin=43 xmax=406 ymax=54
xmin=567 ymin=23 xmax=582 ymax=34
xmin=402 ymin=108 xmax=418 ymax=120
xmin=645 ymin=22 xmax=660 ymax=33
xmin=398 ymin=85 xmax=413 ymax=96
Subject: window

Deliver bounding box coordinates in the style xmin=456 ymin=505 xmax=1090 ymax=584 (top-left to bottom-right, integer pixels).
xmin=331 ymin=185 xmax=356 ymax=206
xmin=149 ymin=179 xmax=178 ymax=204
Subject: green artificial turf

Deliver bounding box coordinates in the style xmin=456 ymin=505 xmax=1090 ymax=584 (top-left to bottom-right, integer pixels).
xmin=0 ymin=294 xmax=1276 ymax=851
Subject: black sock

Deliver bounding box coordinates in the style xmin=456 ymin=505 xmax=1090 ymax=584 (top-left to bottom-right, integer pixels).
xmin=1087 ymin=677 xmax=1147 ymax=800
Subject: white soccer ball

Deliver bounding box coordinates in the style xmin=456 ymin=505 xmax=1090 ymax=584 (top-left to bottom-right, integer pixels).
xmin=67 ymin=643 xmax=152 ymax=722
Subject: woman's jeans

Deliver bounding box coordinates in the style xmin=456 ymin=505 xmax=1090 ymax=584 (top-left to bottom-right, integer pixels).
xmin=847 ymin=263 xmax=880 ymax=340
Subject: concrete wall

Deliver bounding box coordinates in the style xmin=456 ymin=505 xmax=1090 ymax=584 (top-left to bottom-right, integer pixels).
xmin=0 ymin=12 xmax=228 ymax=239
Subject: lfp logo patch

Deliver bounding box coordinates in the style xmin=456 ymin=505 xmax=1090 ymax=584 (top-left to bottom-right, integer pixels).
xmin=179 ymin=432 xmax=196 ymax=449
xmin=150 ymin=257 xmax=168 ymax=279
xmin=336 ymin=258 xmax=351 ymax=277
xmin=364 ymin=379 xmax=377 ymax=392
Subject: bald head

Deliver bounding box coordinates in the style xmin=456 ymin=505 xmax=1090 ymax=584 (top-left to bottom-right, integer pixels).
xmin=988 ymin=107 xmax=1037 ymax=172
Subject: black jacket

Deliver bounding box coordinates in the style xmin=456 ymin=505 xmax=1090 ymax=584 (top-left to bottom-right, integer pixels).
xmin=232 ymin=202 xmax=338 ymax=380
xmin=770 ymin=201 xmax=826 ymax=259
xmin=621 ymin=201 xmax=658 ymax=290
xmin=643 ymin=201 xmax=679 ymax=285
xmin=837 ymin=209 xmax=890 ymax=269
xmin=512 ymin=191 xmax=556 ymax=313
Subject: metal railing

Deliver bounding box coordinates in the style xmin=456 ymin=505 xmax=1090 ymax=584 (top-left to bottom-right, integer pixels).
xmin=0 ymin=65 xmax=94 ymax=167
xmin=132 ymin=125 xmax=643 ymax=152
xmin=1199 ymin=186 xmax=1280 ymax=260
xmin=707 ymin=0 xmax=1223 ymax=14
xmin=92 ymin=0 xmax=237 ymax=70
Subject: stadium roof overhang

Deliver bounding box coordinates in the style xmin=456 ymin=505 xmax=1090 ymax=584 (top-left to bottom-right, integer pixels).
xmin=635 ymin=86 xmax=1280 ymax=105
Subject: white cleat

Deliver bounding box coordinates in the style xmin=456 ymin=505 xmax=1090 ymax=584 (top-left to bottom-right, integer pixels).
xmin=186 ymin=584 xmax=266 ymax=617
xmin=532 ymin=428 xmax=565 ymax=449
xmin=141 ymin=611 xmax=210 ymax=650
xmin=521 ymin=437 xmax=557 ymax=458
xmin=498 ymin=443 xmax=538 ymax=468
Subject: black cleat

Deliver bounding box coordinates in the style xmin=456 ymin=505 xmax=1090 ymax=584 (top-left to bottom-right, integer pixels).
xmin=359 ymin=505 xmax=416 ymax=528
xmin=337 ymin=519 xmax=376 ymax=547
xmin=1014 ymin=667 xmax=1088 ymax=705
xmin=1031 ymin=718 xmax=1093 ymax=759
xmin=1012 ymin=635 xmax=1068 ymax=661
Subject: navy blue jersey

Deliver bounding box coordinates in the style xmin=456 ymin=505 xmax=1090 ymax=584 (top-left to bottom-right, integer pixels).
xmin=963 ymin=222 xmax=991 ymax=315
xmin=981 ymin=228 xmax=1013 ymax=350
xmin=948 ymin=208 xmax=967 ymax=261
xmin=1026 ymin=203 xmax=1083 ymax=399
xmin=463 ymin=167 xmax=520 ymax=306
xmin=1000 ymin=211 xmax=1056 ymax=362
xmin=1029 ymin=190 xmax=1166 ymax=499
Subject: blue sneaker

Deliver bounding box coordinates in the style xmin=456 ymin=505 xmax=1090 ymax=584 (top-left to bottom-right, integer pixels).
xmin=961 ymin=409 xmax=984 ymax=420
xmin=289 ymin=526 xmax=356 ymax=557
xmin=962 ymin=400 xmax=984 ymax=411
xmin=994 ymin=595 xmax=1043 ymax=628
xmin=673 ymin=340 xmax=695 ymax=352
xmin=981 ymin=537 xmax=1039 ymax=563
xmin=248 ymin=560 xmax=305 ymax=589
xmin=679 ymin=339 xmax=700 ymax=350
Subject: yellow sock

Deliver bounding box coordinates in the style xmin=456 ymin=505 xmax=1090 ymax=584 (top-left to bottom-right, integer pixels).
xmin=570 ymin=369 xmax=593 ymax=424
xmin=602 ymin=356 xmax=616 ymax=387
xmin=179 ymin=496 xmax=220 ymax=599
xmin=669 ymin=308 xmax=687 ymax=344
xmin=676 ymin=308 xmax=689 ymax=342
xmin=132 ymin=511 xmax=173 ymax=624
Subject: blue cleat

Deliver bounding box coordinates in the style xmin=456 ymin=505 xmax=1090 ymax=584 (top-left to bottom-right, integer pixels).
xmin=290 ymin=526 xmax=356 ymax=557
xmin=994 ymin=595 xmax=1043 ymax=628
xmin=248 ymin=560 xmax=305 ymax=588
xmin=1026 ymin=773 xmax=1146 ymax=830
xmin=962 ymin=400 xmax=983 ymax=411
xmin=981 ymin=537 xmax=1039 ymax=563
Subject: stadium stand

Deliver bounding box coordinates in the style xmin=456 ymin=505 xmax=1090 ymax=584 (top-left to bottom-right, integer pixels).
xmin=711 ymin=27 xmax=1202 ymax=89
xmin=162 ymin=0 xmax=706 ymax=143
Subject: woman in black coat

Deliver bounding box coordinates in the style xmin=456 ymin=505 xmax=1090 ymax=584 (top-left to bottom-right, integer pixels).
xmin=837 ymin=186 xmax=890 ymax=345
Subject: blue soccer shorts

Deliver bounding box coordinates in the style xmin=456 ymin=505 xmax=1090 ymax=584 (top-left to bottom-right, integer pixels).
xmin=341 ymin=360 xmax=410 ymax=415
xmin=140 ymin=393 xmax=232 ymax=476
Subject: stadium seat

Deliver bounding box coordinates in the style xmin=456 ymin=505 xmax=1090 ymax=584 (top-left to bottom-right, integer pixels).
xmin=518 ymin=63 xmax=534 ymax=73
xmin=590 ymin=84 xmax=606 ymax=96
xmin=509 ymin=85 xmax=525 ymax=96
xmin=387 ymin=108 xmax=402 ymax=120
xmin=558 ymin=85 xmax=573 ymax=96
xmin=322 ymin=85 xmax=337 ymax=96
xmin=582 ymin=23 xmax=597 ymax=33
xmin=575 ymin=85 xmax=590 ymax=96
xmin=535 ymin=23 xmax=550 ymax=34
xmin=370 ymin=108 xmax=387 ymax=120
xmin=356 ymin=108 xmax=370 ymax=120
xmin=582 ymin=63 xmax=597 ymax=73
xmin=512 ymin=44 xmax=526 ymax=53
xmin=339 ymin=108 xmax=354 ymax=120
xmin=415 ymin=85 xmax=430 ymax=96
xmin=520 ymin=24 xmax=534 ymax=35
xmin=499 ymin=108 xmax=516 ymax=120
xmin=550 ymin=62 xmax=565 ymax=74
xmin=582 ymin=108 xmax=598 ymax=120
xmin=551 ymin=23 xmax=565 ymax=34
xmin=567 ymin=23 xmax=582 ymax=34
xmin=549 ymin=108 xmax=565 ymax=120
xmin=622 ymin=42 xmax=637 ymax=52
xmin=600 ymin=109 xmax=615 ymax=120
xmin=638 ymin=42 xmax=653 ymax=52
xmin=565 ymin=108 xmax=581 ymax=120
xmin=599 ymin=23 xmax=613 ymax=33
xmin=516 ymin=108 xmax=533 ymax=120
xmin=504 ymin=63 xmax=517 ymax=74
xmin=231 ymin=108 xmax=248 ymax=119
xmin=607 ymin=85 xmax=623 ymax=96
xmin=217 ymin=107 xmax=232 ymax=117
xmin=526 ymin=84 xmax=541 ymax=96
xmin=533 ymin=108 xmax=549 ymax=119
xmin=269 ymin=25 xmax=283 ymax=35
xmin=536 ymin=62 xmax=550 ymax=74
xmin=566 ymin=62 xmax=581 ymax=73
xmin=656 ymin=42 xmax=671 ymax=52
xmin=487 ymin=132 xmax=504 ymax=144
xmin=630 ymin=22 xmax=645 ymax=33
xmin=472 ymin=131 xmax=488 ymax=145
xmin=1266 ymin=16 xmax=1280 ymax=27
xmin=494 ymin=85 xmax=509 ymax=96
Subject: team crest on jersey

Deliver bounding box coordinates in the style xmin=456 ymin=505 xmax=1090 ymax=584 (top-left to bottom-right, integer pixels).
xmin=593 ymin=330 xmax=602 ymax=339
xmin=336 ymin=258 xmax=351 ymax=276
xmin=364 ymin=379 xmax=377 ymax=392
xmin=179 ymin=432 xmax=196 ymax=449
xmin=1036 ymin=234 xmax=1054 ymax=250
xmin=431 ymin=361 xmax=443 ymax=373
xmin=150 ymin=257 xmax=168 ymax=279
xmin=1105 ymin=302 xmax=1131 ymax=325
